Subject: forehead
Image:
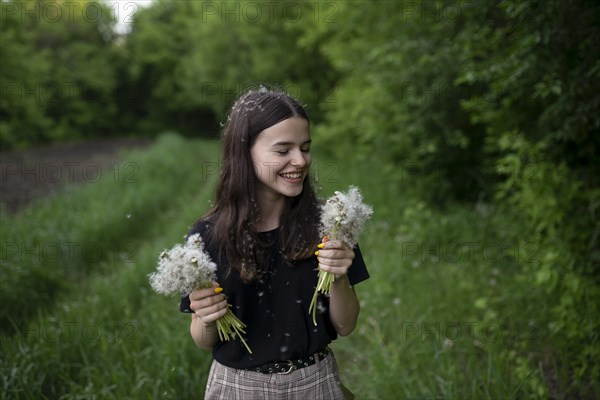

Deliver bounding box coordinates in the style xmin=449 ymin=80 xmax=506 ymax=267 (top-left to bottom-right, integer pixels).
xmin=256 ymin=117 xmax=310 ymax=145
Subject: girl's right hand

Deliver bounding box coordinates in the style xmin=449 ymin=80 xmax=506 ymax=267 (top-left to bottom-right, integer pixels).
xmin=189 ymin=282 xmax=228 ymax=325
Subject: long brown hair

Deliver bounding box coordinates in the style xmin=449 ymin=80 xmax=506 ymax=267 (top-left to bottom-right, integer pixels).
xmin=203 ymin=88 xmax=320 ymax=283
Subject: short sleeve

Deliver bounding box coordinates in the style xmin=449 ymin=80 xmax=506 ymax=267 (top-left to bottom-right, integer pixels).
xmin=180 ymin=295 xmax=192 ymax=313
xmin=347 ymin=244 xmax=369 ymax=286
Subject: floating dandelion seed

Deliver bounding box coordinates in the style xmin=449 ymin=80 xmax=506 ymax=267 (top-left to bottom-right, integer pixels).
xmin=316 ymin=301 xmax=327 ymax=314
xmin=309 ymin=186 xmax=373 ymax=325
xmin=443 ymin=338 xmax=454 ymax=349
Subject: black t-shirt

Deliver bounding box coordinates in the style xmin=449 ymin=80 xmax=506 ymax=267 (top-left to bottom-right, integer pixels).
xmin=179 ymin=220 xmax=370 ymax=370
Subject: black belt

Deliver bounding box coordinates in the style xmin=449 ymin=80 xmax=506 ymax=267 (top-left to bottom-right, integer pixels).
xmin=249 ymin=348 xmax=329 ymax=374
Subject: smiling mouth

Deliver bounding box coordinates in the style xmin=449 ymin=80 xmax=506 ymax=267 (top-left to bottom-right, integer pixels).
xmin=280 ymin=172 xmax=302 ymax=179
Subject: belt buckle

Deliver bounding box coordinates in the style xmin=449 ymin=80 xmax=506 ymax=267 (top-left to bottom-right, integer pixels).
xmin=279 ymin=360 xmax=296 ymax=375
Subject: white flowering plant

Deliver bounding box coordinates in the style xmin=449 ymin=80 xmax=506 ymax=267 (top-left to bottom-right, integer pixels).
xmin=309 ymin=186 xmax=373 ymax=325
xmin=149 ymin=234 xmax=252 ymax=354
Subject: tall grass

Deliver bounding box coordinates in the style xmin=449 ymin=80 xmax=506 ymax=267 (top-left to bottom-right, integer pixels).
xmin=1 ymin=133 xmax=219 ymax=398
xmin=0 ymin=133 xmax=216 ymax=333
xmin=319 ymin=156 xmax=558 ymax=399
xmin=0 ymin=195 xmax=215 ymax=399
xmin=1 ymin=135 xmax=591 ymax=399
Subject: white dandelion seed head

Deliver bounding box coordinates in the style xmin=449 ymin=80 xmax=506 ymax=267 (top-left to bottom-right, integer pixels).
xmin=148 ymin=233 xmax=217 ymax=296
xmin=319 ymin=186 xmax=373 ymax=247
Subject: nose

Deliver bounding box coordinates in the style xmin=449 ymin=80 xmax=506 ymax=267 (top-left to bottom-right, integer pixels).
xmin=291 ymin=149 xmax=308 ymax=168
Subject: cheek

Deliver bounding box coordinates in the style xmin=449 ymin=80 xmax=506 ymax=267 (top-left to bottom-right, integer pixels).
xmin=252 ymin=163 xmax=262 ymax=180
xmin=250 ymin=149 xmax=264 ymax=178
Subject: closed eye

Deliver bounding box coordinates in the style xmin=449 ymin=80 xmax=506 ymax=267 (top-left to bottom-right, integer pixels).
xmin=272 ymin=139 xmax=311 ymax=155
xmin=276 ymin=148 xmax=310 ymax=155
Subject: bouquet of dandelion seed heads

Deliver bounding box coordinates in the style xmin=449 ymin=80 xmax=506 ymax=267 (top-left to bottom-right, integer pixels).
xmin=149 ymin=234 xmax=252 ymax=354
xmin=309 ymin=186 xmax=373 ymax=325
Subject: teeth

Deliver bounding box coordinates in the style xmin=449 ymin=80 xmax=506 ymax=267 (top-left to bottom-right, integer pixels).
xmin=281 ymin=172 xmax=302 ymax=179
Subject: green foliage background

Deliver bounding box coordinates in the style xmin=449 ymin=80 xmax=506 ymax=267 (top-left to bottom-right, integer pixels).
xmin=1 ymin=0 xmax=599 ymax=398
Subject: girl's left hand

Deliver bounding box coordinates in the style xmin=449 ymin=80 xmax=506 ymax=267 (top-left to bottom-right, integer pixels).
xmin=315 ymin=239 xmax=355 ymax=279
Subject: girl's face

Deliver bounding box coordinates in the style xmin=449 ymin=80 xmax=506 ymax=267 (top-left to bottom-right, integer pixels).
xmin=250 ymin=117 xmax=312 ymax=202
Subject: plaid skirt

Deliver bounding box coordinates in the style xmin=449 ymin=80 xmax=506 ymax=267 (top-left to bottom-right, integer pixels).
xmin=204 ymin=349 xmax=348 ymax=399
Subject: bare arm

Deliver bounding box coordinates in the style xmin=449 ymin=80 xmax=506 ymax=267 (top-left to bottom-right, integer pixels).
xmin=316 ymin=240 xmax=360 ymax=336
xmin=328 ymin=274 xmax=360 ymax=336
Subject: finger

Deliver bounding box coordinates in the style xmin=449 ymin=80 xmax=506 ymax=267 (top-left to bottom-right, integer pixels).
xmin=317 ymin=248 xmax=355 ymax=261
xmin=318 ymin=258 xmax=352 ymax=271
xmin=320 ymin=239 xmax=351 ymax=250
xmin=189 ymin=288 xmax=211 ymax=301
xmin=192 ymin=297 xmax=228 ymax=317
xmin=189 ymin=282 xmax=223 ymax=301
xmin=189 ymin=287 xmax=216 ymax=301
xmin=316 ymin=248 xmax=339 ymax=260
xmin=209 ymin=281 xmax=224 ymax=295
xmin=318 ymin=262 xmax=349 ymax=277
xmin=199 ymin=306 xmax=229 ymax=325
xmin=191 ymin=293 xmax=226 ymax=310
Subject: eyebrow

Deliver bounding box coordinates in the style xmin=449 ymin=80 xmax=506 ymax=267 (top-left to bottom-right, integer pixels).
xmin=272 ymin=139 xmax=312 ymax=147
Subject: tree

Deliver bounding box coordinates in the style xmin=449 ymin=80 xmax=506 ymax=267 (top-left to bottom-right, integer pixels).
xmin=0 ymin=0 xmax=119 ymax=148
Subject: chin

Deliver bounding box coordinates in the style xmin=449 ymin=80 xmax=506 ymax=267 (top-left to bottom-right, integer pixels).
xmin=282 ymin=185 xmax=304 ymax=198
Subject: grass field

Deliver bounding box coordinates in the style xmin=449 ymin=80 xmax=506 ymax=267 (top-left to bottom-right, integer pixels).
xmin=0 ymin=133 xmax=590 ymax=399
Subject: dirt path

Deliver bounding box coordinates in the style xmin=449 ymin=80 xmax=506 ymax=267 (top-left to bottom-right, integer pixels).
xmin=0 ymin=138 xmax=152 ymax=214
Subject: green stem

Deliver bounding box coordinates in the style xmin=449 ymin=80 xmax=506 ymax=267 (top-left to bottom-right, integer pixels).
xmin=215 ymin=306 xmax=252 ymax=354
xmin=308 ymin=222 xmax=342 ymax=325
xmin=309 ymin=284 xmax=319 ymax=325
xmin=308 ymin=268 xmax=337 ymax=325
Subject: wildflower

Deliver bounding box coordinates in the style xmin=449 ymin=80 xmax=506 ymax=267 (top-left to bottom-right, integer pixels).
xmin=149 ymin=234 xmax=252 ymax=354
xmin=309 ymin=186 xmax=373 ymax=325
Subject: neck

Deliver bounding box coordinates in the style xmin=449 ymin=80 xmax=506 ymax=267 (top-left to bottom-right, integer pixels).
xmin=254 ymin=193 xmax=285 ymax=232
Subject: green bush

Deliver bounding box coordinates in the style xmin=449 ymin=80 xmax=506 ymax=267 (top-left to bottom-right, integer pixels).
xmin=309 ymin=0 xmax=599 ymax=396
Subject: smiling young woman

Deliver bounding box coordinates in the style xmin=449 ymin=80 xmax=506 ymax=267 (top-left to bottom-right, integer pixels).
xmin=179 ymin=87 xmax=369 ymax=399
xmin=250 ymin=117 xmax=312 ymax=228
